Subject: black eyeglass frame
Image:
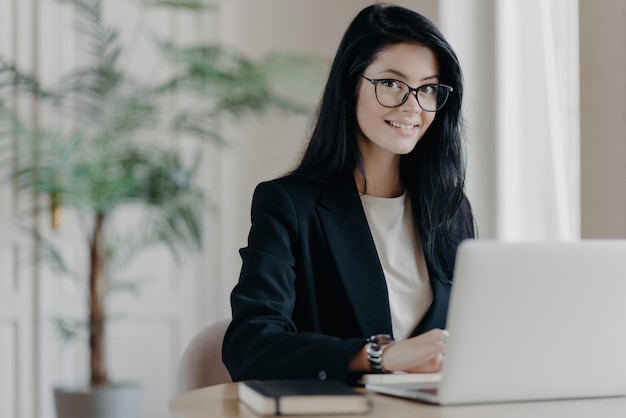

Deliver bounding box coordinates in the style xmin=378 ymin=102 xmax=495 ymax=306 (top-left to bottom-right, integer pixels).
xmin=360 ymin=75 xmax=454 ymax=112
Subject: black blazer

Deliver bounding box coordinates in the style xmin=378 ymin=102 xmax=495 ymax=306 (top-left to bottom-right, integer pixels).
xmin=222 ymin=174 xmax=457 ymax=382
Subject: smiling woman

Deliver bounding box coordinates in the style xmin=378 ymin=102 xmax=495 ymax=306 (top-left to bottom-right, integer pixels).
xmin=222 ymin=3 xmax=476 ymax=384
xmin=356 ymin=43 xmax=440 ymax=170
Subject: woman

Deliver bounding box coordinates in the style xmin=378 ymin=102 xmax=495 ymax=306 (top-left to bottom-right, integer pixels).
xmin=222 ymin=3 xmax=476 ymax=383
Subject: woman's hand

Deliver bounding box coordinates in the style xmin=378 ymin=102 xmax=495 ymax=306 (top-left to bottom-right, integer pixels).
xmin=381 ymin=328 xmax=447 ymax=373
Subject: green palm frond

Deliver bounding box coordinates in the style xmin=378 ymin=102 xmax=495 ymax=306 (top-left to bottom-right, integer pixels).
xmin=158 ymin=42 xmax=327 ymax=145
xmin=51 ymin=317 xmax=87 ymax=343
xmin=11 ymin=129 xmax=86 ymax=198
xmin=127 ymin=149 xmax=205 ymax=249
xmin=172 ymin=111 xmax=227 ymax=146
xmin=56 ymin=0 xmax=139 ymax=131
xmin=37 ymin=233 xmax=79 ymax=280
xmin=258 ymin=52 xmax=328 ymax=113
xmin=0 ymin=106 xmax=24 ymax=176
xmin=157 ymin=42 xmax=250 ymax=91
xmin=58 ymin=0 xmax=120 ymax=67
xmin=145 ymin=0 xmax=217 ymax=10
xmin=159 ymin=42 xmax=267 ymax=115
xmin=0 ymin=57 xmax=48 ymax=103
xmin=107 ymin=278 xmax=143 ymax=297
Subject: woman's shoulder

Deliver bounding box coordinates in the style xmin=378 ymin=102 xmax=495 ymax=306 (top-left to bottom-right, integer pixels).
xmin=254 ymin=172 xmax=358 ymax=209
xmin=255 ymin=174 xmax=328 ymax=198
xmin=249 ymin=175 xmax=338 ymax=222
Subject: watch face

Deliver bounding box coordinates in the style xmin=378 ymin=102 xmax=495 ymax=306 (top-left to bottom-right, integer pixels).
xmin=370 ymin=334 xmax=394 ymax=346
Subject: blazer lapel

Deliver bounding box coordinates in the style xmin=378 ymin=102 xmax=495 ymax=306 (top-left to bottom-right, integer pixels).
xmin=412 ymin=277 xmax=452 ymax=335
xmin=315 ymin=175 xmax=393 ymax=337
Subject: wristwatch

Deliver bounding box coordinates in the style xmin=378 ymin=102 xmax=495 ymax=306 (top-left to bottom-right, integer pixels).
xmin=366 ymin=334 xmax=395 ymax=372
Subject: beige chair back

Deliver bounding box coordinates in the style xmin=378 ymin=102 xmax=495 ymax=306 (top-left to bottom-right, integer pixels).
xmin=176 ymin=318 xmax=233 ymax=394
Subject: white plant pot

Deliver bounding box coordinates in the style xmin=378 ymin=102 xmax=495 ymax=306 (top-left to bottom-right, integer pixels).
xmin=54 ymin=382 xmax=142 ymax=418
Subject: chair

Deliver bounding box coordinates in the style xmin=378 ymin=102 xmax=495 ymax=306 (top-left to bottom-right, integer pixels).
xmin=176 ymin=318 xmax=233 ymax=394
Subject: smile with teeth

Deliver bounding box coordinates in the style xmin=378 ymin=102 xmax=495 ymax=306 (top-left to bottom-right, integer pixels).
xmin=387 ymin=120 xmax=417 ymax=130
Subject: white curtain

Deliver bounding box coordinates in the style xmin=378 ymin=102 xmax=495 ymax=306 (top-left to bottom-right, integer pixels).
xmin=441 ymin=0 xmax=580 ymax=241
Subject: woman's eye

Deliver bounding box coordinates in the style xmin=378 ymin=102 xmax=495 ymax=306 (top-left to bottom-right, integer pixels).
xmin=419 ymin=85 xmax=436 ymax=95
xmin=380 ymin=80 xmax=401 ymax=89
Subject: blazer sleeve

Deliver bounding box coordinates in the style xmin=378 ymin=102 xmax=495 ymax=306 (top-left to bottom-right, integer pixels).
xmin=222 ymin=181 xmax=366 ymax=382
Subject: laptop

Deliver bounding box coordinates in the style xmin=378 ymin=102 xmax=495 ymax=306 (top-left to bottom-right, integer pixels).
xmin=366 ymin=240 xmax=626 ymax=405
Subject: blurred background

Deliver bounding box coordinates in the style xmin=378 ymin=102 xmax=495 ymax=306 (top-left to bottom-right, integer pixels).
xmin=0 ymin=0 xmax=624 ymax=417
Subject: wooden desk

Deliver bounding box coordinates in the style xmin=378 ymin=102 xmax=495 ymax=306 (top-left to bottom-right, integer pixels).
xmin=169 ymin=383 xmax=626 ymax=418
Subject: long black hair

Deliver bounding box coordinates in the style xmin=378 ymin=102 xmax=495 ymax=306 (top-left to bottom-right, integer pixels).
xmin=292 ymin=3 xmax=475 ymax=282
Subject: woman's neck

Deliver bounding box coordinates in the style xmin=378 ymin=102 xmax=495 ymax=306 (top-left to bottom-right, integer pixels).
xmin=354 ymin=157 xmax=404 ymax=198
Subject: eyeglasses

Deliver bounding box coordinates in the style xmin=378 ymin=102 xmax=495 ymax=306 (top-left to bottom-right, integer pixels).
xmin=360 ymin=75 xmax=453 ymax=112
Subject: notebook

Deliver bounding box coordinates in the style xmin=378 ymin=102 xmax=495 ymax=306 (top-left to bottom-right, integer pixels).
xmin=366 ymin=240 xmax=626 ymax=405
xmin=239 ymin=379 xmax=370 ymax=415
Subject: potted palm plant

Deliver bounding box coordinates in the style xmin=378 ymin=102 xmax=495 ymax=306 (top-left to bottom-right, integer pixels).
xmin=0 ymin=1 xmax=324 ymax=417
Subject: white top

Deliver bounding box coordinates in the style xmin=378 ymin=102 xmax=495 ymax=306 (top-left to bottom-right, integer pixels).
xmin=360 ymin=193 xmax=433 ymax=340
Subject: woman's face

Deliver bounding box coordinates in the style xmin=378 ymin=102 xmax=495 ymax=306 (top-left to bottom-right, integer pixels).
xmin=356 ymin=43 xmax=439 ymax=161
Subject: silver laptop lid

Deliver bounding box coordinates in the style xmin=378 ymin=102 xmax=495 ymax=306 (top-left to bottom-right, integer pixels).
xmin=439 ymin=240 xmax=626 ymax=405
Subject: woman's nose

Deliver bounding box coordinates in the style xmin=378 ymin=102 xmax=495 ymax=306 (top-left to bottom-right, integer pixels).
xmin=400 ymin=91 xmax=422 ymax=113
